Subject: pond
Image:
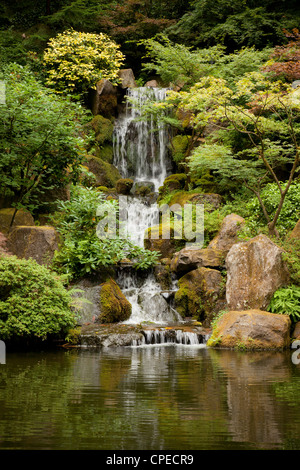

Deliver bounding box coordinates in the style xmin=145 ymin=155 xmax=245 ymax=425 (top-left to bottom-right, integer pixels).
xmin=0 ymin=344 xmax=300 ymax=450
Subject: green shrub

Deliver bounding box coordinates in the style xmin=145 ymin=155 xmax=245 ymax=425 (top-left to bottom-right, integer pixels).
xmin=0 ymin=63 xmax=90 ymax=213
xmin=267 ymin=285 xmax=300 ymax=323
xmin=0 ymin=256 xmax=76 ymax=342
xmin=243 ymin=182 xmax=300 ymax=237
xmin=51 ymin=185 xmax=159 ymax=278
xmin=43 ymin=29 xmax=125 ymax=96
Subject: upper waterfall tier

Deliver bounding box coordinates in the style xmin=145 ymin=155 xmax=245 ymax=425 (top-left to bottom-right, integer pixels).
xmin=113 ymin=87 xmax=172 ymax=192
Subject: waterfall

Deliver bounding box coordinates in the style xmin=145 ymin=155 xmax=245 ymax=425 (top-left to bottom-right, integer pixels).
xmin=113 ymin=86 xmax=181 ymax=326
xmin=113 ymin=87 xmax=171 ymax=192
xmin=131 ymin=329 xmax=207 ymax=347
xmin=116 ymin=268 xmax=182 ymax=325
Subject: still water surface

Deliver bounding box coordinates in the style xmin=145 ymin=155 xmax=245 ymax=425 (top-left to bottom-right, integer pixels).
xmin=0 ymin=344 xmax=300 ymax=450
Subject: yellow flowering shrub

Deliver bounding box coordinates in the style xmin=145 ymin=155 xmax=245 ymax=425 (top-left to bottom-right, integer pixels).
xmin=43 ymin=30 xmax=125 ymax=95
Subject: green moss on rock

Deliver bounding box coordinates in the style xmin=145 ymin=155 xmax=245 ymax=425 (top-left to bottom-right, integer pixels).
xmin=170 ymin=135 xmax=190 ymax=164
xmin=158 ymin=174 xmax=187 ymax=199
xmin=116 ymin=178 xmax=134 ymax=195
xmin=99 ymin=278 xmax=132 ymax=323
xmin=90 ymin=115 xmax=114 ymax=145
xmin=84 ymin=155 xmax=121 ymax=188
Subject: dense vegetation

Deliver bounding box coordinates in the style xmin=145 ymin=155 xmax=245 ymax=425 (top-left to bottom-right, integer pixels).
xmin=0 ymin=0 xmax=300 ymax=340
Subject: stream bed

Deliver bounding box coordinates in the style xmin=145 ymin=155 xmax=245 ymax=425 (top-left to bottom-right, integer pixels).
xmin=0 ymin=345 xmax=300 ymax=450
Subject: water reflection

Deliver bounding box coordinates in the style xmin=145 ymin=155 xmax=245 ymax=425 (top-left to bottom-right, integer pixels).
xmin=0 ymin=346 xmax=299 ymax=450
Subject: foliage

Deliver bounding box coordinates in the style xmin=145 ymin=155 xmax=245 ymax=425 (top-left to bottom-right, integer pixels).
xmin=140 ymin=36 xmax=271 ymax=89
xmin=0 ymin=63 xmax=90 ymax=214
xmin=43 ymin=29 xmax=125 ymax=96
xmin=267 ymin=285 xmax=300 ymax=322
xmin=263 ymin=29 xmax=300 ymax=82
xmin=178 ymin=72 xmax=300 ymax=236
xmin=51 ymin=185 xmax=159 ymax=279
xmin=140 ymin=34 xmax=225 ymax=88
xmin=0 ymin=255 xmax=76 ymax=341
xmin=240 ymin=181 xmax=300 ymax=237
xmin=278 ymin=238 xmax=300 ymax=287
xmin=167 ymin=0 xmax=300 ymax=50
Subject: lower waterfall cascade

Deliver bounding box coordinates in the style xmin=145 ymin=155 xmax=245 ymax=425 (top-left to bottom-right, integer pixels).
xmin=108 ymin=86 xmax=207 ymax=345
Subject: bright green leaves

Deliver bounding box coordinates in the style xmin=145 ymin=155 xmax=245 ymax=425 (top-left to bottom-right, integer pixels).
xmin=268 ymin=285 xmax=300 ymax=322
xmin=43 ymin=29 xmax=125 ymax=95
xmin=0 ymin=255 xmax=76 ymax=341
xmin=51 ymin=185 xmax=159 ymax=279
xmin=0 ymin=63 xmax=90 ymax=212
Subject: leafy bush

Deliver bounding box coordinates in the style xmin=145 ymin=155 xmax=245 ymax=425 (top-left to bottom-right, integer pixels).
xmin=267 ymin=285 xmax=300 ymax=322
xmin=51 ymin=185 xmax=159 ymax=278
xmin=0 ymin=63 xmax=90 ymax=213
xmin=0 ymin=256 xmax=76 ymax=342
xmin=43 ymin=29 xmax=125 ymax=95
xmin=242 ymin=181 xmax=300 ymax=237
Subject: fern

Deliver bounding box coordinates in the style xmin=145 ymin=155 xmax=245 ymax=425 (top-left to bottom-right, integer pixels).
xmin=267 ymin=285 xmax=300 ymax=322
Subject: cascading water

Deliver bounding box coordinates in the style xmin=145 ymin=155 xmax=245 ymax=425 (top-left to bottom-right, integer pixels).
xmin=113 ymin=86 xmax=182 ymax=327
xmin=113 ymin=87 xmax=171 ymax=191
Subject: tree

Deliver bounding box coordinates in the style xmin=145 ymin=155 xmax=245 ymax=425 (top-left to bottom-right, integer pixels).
xmin=182 ymin=73 xmax=300 ymax=237
xmin=0 ymin=63 xmax=90 ymax=221
xmin=263 ymin=29 xmax=300 ymax=82
xmin=43 ymin=29 xmax=125 ymax=96
xmin=167 ymin=0 xmax=300 ymax=50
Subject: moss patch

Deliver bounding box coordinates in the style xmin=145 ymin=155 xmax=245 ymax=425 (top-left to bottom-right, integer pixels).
xmin=99 ymin=278 xmax=132 ymax=323
xmin=84 ymin=155 xmax=121 ymax=188
xmin=90 ymin=115 xmax=114 ymax=145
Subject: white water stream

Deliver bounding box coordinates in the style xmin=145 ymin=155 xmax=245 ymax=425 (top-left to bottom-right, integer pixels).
xmin=113 ymin=86 xmax=183 ymax=327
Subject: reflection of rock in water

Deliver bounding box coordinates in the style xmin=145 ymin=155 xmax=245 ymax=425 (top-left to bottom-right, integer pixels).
xmin=71 ymin=280 xmax=102 ymax=325
xmin=214 ymin=350 xmax=291 ymax=447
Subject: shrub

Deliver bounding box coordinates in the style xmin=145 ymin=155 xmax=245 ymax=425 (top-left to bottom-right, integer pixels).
xmin=43 ymin=29 xmax=125 ymax=95
xmin=267 ymin=285 xmax=300 ymax=322
xmin=51 ymin=185 xmax=159 ymax=278
xmin=0 ymin=256 xmax=76 ymax=342
xmin=0 ymin=63 xmax=90 ymax=214
xmin=242 ymin=181 xmax=300 ymax=237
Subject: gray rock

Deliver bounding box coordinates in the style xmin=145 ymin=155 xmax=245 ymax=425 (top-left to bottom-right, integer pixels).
xmin=225 ymin=234 xmax=290 ymax=310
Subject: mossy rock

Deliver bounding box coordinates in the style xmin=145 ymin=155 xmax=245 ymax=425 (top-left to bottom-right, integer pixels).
xmin=116 ymin=178 xmax=134 ymax=195
xmin=131 ymin=181 xmax=155 ymax=197
xmin=84 ymin=155 xmax=121 ymax=188
xmin=158 ymin=174 xmax=187 ymax=199
xmin=174 ymin=267 xmax=226 ymax=324
xmin=144 ymin=222 xmax=185 ymax=259
xmin=154 ymin=263 xmax=172 ymax=290
xmin=207 ymin=310 xmax=291 ymax=350
xmin=99 ymin=278 xmax=132 ymax=323
xmin=90 ymin=115 xmax=114 ymax=145
xmin=95 ymin=143 xmax=114 ymax=164
xmin=170 ymin=135 xmax=190 ymax=164
xmin=0 ymin=208 xmax=35 ymax=235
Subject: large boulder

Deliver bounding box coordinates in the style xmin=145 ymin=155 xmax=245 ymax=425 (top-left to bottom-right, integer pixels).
xmin=226 ymin=234 xmax=290 ymax=311
xmin=174 ymin=267 xmax=226 ymax=324
xmin=170 ymin=247 xmax=226 ymax=275
xmin=144 ymin=223 xmax=182 ymax=259
xmin=7 ymin=225 xmax=60 ymax=266
xmin=208 ymin=213 xmax=245 ymax=252
xmin=84 ymin=155 xmax=121 ymax=188
xmin=0 ymin=208 xmax=34 ymax=235
xmin=207 ymin=310 xmax=291 ymax=350
xmin=99 ymin=278 xmax=132 ymax=323
xmin=89 ymin=79 xmax=118 ymax=118
xmin=117 ymin=69 xmax=137 ymax=89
